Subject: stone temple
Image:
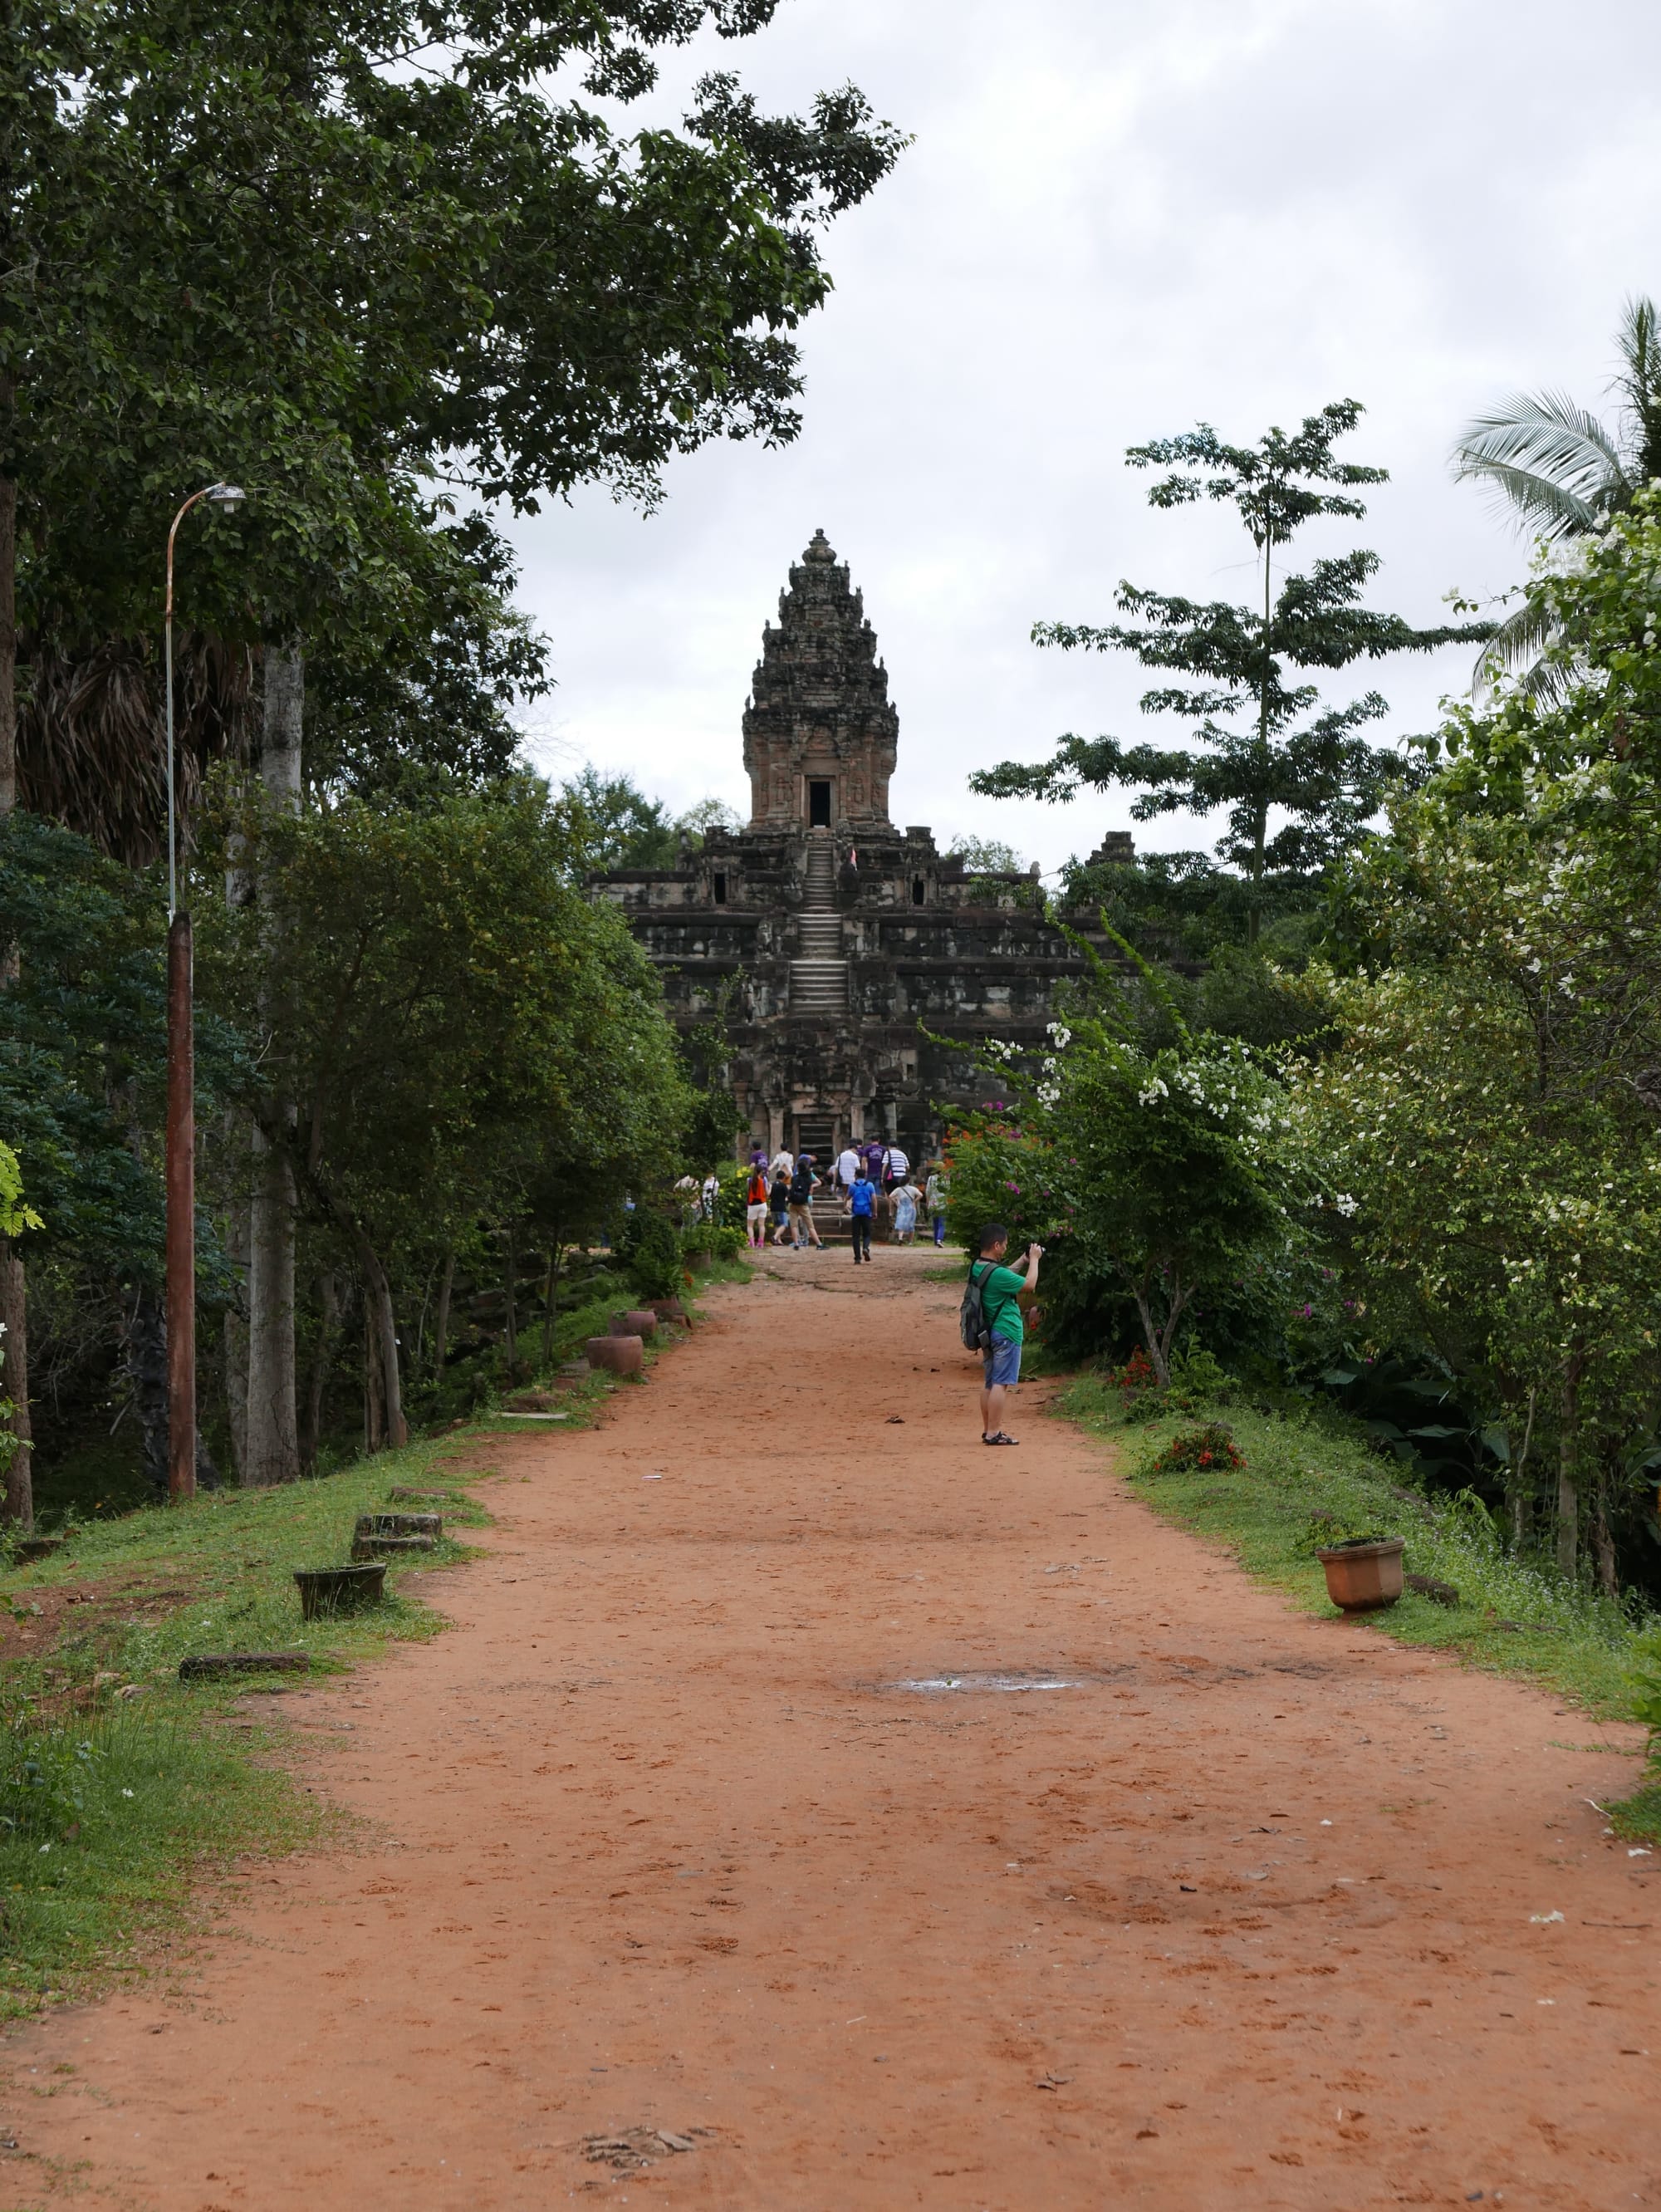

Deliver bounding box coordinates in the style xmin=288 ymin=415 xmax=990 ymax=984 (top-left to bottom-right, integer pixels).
xmin=595 ymin=531 xmax=1131 ymax=1164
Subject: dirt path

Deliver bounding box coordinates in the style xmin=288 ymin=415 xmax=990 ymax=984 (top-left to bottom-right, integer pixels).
xmin=4 ymin=1255 xmax=1659 ymax=2209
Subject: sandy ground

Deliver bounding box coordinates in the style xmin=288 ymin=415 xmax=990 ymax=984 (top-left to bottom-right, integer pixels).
xmin=2 ymin=1252 xmax=1659 ymax=2210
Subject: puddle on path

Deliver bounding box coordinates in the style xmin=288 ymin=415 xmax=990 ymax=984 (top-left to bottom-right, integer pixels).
xmin=884 ymin=1670 xmax=1088 ymax=1695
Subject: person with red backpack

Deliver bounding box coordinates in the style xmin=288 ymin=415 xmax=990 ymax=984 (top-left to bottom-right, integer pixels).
xmin=744 ymin=1160 xmax=772 ymax=1249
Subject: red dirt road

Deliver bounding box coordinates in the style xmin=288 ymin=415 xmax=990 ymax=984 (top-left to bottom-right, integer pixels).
xmin=4 ymin=1254 xmax=1659 ymax=2209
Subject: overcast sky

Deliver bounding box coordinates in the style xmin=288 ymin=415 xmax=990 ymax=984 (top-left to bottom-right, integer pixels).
xmin=509 ymin=0 xmax=1661 ymax=878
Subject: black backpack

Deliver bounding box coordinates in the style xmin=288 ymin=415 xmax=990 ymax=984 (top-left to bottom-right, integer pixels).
xmin=959 ymin=1260 xmax=993 ymax=1351
xmin=790 ymin=1162 xmax=814 ymax=1204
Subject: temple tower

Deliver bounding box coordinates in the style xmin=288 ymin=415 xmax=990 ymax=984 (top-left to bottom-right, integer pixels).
xmin=742 ymin=529 xmax=898 ymax=831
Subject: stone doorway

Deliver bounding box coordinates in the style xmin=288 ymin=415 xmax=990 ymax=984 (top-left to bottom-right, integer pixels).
xmin=808 ymin=779 xmax=833 ymax=827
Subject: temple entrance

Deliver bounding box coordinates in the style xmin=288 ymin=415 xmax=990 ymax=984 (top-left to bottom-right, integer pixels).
xmin=808 ymin=779 xmax=832 ymax=827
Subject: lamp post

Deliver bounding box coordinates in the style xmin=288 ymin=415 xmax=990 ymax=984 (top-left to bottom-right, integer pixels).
xmin=164 ymin=482 xmax=244 ymax=1503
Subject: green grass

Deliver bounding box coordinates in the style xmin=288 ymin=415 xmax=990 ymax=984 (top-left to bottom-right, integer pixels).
xmin=0 ymin=1312 xmax=664 ymax=2018
xmin=1060 ymin=1379 xmax=1649 ymax=1724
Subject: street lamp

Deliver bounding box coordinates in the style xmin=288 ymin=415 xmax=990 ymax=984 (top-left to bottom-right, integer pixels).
xmin=164 ymin=481 xmax=245 ymax=1504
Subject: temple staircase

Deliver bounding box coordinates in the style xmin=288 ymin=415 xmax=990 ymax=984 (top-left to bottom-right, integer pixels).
xmin=789 ymin=841 xmax=849 ymax=1018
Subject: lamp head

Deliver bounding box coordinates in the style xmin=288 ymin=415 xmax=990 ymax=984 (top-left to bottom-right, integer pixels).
xmin=207 ymin=483 xmax=247 ymax=506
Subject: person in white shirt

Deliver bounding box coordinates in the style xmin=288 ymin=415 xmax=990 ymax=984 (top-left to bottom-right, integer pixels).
xmin=881 ymin=1142 xmax=909 ymax=1189
xmin=769 ymin=1148 xmax=794 ymax=1181
xmin=835 ymin=1144 xmax=860 ymax=1205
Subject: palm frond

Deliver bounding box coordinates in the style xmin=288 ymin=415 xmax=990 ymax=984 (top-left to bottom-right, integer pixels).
xmin=1453 ymin=389 xmax=1629 ymax=533
xmin=17 ymin=632 xmax=253 ymax=868
xmin=1458 ymin=459 xmax=1604 ymax=542
xmin=1470 ymin=597 xmax=1576 ymax=709
xmin=1613 ymin=294 xmax=1661 ymax=486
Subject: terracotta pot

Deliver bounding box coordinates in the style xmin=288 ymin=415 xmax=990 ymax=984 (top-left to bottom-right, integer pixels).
xmin=651 ymin=1298 xmax=688 ymax=1326
xmin=612 ymin=1308 xmax=659 ymax=1341
xmin=586 ymin=1333 xmax=644 ymax=1376
xmin=1315 ymin=1538 xmax=1405 ymax=1613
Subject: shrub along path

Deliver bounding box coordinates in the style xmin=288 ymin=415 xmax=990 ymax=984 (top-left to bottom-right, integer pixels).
xmin=2 ymin=1251 xmax=1657 ymax=2208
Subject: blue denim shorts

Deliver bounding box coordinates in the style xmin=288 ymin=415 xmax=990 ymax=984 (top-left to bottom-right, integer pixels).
xmin=982 ymin=1334 xmax=1022 ymax=1387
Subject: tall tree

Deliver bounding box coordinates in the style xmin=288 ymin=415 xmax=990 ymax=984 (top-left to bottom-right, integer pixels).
xmin=5 ymin=0 xmax=904 ymax=1484
xmin=972 ymin=404 xmax=1489 ymax=939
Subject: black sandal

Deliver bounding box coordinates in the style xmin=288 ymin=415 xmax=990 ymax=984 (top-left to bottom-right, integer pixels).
xmin=982 ymin=1430 xmax=1019 ymax=1445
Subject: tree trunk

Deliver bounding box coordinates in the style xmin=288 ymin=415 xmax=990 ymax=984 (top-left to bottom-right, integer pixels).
xmin=300 ymin=1269 xmax=341 ymax=1474
xmin=350 ymin=1224 xmax=406 ymax=1450
xmin=0 ymin=400 xmax=29 ymax=1528
xmin=244 ymin=1131 xmax=299 ymax=1484
xmin=363 ymin=1294 xmax=385 ymax=1456
xmin=261 ymin=641 xmax=304 ymax=810
xmin=1507 ymin=1386 xmax=1536 ymax=1552
xmin=223 ymin=1193 xmax=250 ymax=1479
xmin=502 ymin=1224 xmax=517 ymax=1376
xmin=125 ymin=1286 xmax=169 ymax=1496
xmin=242 ymin=643 xmax=304 ymax=1484
xmin=1248 ymin=532 xmax=1272 ymax=947
xmin=0 ymin=1238 xmax=32 ymax=1531
xmin=1590 ymin=1488 xmax=1619 ymax=1599
xmin=433 ymin=1246 xmax=454 ymax=1381
xmin=1132 ymin=1267 xmax=1190 ymax=1388
xmin=540 ymin=1244 xmax=559 ymax=1369
xmin=0 ymin=403 xmax=14 ymax=816
xmin=1556 ymin=1361 xmax=1584 ymax=1582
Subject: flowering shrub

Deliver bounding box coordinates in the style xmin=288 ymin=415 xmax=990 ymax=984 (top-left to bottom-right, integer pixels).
xmin=949 ymin=978 xmax=1329 ymax=1385
xmin=1149 ymin=1422 xmax=1243 ymax=1475
xmin=1106 ymin=1346 xmax=1158 ymax=1403
xmin=938 ymin=1116 xmax=1066 ymax=1261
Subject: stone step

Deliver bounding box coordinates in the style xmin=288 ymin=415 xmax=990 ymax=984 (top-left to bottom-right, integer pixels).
xmin=789 ymin=954 xmax=849 ymax=1014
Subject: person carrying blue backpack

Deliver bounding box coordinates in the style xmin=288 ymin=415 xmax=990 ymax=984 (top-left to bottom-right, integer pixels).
xmin=848 ymin=1165 xmax=877 ymax=1263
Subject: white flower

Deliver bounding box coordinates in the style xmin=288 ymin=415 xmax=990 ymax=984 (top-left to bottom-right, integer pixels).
xmin=1137 ymin=1077 xmax=1169 ymax=1107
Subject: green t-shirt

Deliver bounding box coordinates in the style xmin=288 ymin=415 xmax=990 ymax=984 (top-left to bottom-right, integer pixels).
xmin=976 ymin=1260 xmax=1026 ymax=1345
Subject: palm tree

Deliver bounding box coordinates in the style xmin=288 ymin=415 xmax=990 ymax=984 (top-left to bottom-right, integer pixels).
xmin=1452 ymin=294 xmax=1661 ymax=695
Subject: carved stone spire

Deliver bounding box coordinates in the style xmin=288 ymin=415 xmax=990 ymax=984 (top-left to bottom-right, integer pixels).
xmin=742 ymin=531 xmax=898 ymax=829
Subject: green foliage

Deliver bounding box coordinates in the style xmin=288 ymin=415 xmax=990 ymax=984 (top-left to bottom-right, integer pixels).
xmin=940 ymin=1116 xmax=1066 ymax=1263
xmin=973 ymin=403 xmax=1488 ymax=929
xmin=8 ymin=0 xmax=904 ymax=859
xmin=1627 ymin=1622 xmax=1661 ymax=1762
xmin=945 ymin=834 xmax=1026 ymax=875
xmin=199 ymin=777 xmax=684 ymax=1273
xmin=565 ymin=768 xmax=681 ymax=872
xmin=621 ymin=1211 xmax=683 ymax=1303
xmin=680 ymin=1082 xmax=745 ymax=1175
xmin=1294 ymin=489 xmax=1661 ymax=1585
xmin=0 ymin=811 xmax=239 ymax=1297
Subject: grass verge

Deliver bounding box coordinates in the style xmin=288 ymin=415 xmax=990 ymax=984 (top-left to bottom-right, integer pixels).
xmin=0 ymin=1304 xmax=675 ymax=2018
xmin=1059 ymin=1380 xmax=1655 ymax=1837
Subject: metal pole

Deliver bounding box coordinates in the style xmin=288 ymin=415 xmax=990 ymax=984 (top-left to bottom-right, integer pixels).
xmin=166 ymin=909 xmax=196 ymax=1501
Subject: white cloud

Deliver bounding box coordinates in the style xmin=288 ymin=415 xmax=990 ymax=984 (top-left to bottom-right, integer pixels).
xmin=509 ymin=0 xmax=1661 ymax=874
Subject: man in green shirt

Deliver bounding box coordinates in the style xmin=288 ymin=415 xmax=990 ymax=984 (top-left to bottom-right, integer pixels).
xmin=971 ymin=1221 xmax=1042 ymax=1445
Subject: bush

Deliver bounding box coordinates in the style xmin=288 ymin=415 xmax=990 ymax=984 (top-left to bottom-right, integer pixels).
xmin=1630 ymin=1623 xmax=1661 ymax=1765
xmin=1149 ymin=1422 xmax=1243 ymax=1474
xmin=620 ymin=1209 xmax=681 ymax=1301
xmin=0 ymin=1717 xmax=100 ymax=1844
